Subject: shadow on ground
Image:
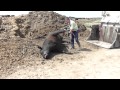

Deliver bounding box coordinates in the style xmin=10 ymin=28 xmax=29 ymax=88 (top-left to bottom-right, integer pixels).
xmin=48 ymin=48 xmax=92 ymax=59
xmin=48 ymin=52 xmax=74 ymax=60
xmin=81 ymin=48 xmax=92 ymax=51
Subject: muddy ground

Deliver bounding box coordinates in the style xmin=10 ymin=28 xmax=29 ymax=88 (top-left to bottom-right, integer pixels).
xmin=0 ymin=11 xmax=120 ymax=79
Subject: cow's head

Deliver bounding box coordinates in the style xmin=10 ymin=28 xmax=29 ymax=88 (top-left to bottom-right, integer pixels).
xmin=38 ymin=46 xmax=50 ymax=59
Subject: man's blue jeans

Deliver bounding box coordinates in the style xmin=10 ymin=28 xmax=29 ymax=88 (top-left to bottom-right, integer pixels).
xmin=70 ymin=30 xmax=79 ymax=48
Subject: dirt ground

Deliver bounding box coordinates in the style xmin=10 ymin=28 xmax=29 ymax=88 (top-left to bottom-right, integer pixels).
xmin=2 ymin=44 xmax=120 ymax=79
xmin=1 ymin=29 xmax=120 ymax=79
xmin=1 ymin=12 xmax=120 ymax=79
xmin=5 ymin=48 xmax=120 ymax=79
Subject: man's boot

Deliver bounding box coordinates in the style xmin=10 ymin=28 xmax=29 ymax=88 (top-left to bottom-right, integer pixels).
xmin=77 ymin=41 xmax=82 ymax=51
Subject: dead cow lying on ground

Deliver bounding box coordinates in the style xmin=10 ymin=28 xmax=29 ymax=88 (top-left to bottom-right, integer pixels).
xmin=38 ymin=29 xmax=70 ymax=59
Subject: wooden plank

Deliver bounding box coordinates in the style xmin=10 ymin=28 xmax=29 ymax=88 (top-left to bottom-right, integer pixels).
xmin=109 ymin=27 xmax=114 ymax=43
xmin=106 ymin=27 xmax=110 ymax=43
xmin=87 ymin=40 xmax=113 ymax=48
xmin=111 ymin=29 xmax=117 ymax=43
xmin=101 ymin=26 xmax=105 ymax=41
xmin=103 ymin=26 xmax=106 ymax=42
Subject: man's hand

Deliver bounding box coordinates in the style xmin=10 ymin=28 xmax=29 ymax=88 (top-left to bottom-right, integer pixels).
xmin=69 ymin=31 xmax=71 ymax=34
xmin=69 ymin=29 xmax=73 ymax=34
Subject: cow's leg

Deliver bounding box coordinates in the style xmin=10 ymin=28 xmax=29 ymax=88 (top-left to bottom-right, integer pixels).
xmin=55 ymin=44 xmax=70 ymax=54
xmin=49 ymin=29 xmax=66 ymax=36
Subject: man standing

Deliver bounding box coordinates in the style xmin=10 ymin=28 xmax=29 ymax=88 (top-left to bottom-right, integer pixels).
xmin=65 ymin=17 xmax=81 ymax=50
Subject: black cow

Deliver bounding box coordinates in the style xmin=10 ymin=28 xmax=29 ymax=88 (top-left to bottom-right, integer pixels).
xmin=38 ymin=29 xmax=69 ymax=59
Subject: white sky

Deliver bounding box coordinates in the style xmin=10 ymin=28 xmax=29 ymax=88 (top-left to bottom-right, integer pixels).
xmin=0 ymin=11 xmax=120 ymax=18
xmin=0 ymin=11 xmax=30 ymax=16
xmin=54 ymin=11 xmax=102 ymax=18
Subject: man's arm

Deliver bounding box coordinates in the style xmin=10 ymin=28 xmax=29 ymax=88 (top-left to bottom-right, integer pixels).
xmin=69 ymin=22 xmax=74 ymax=33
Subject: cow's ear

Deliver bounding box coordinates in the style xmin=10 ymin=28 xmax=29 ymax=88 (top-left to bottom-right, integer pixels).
xmin=37 ymin=46 xmax=42 ymax=50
